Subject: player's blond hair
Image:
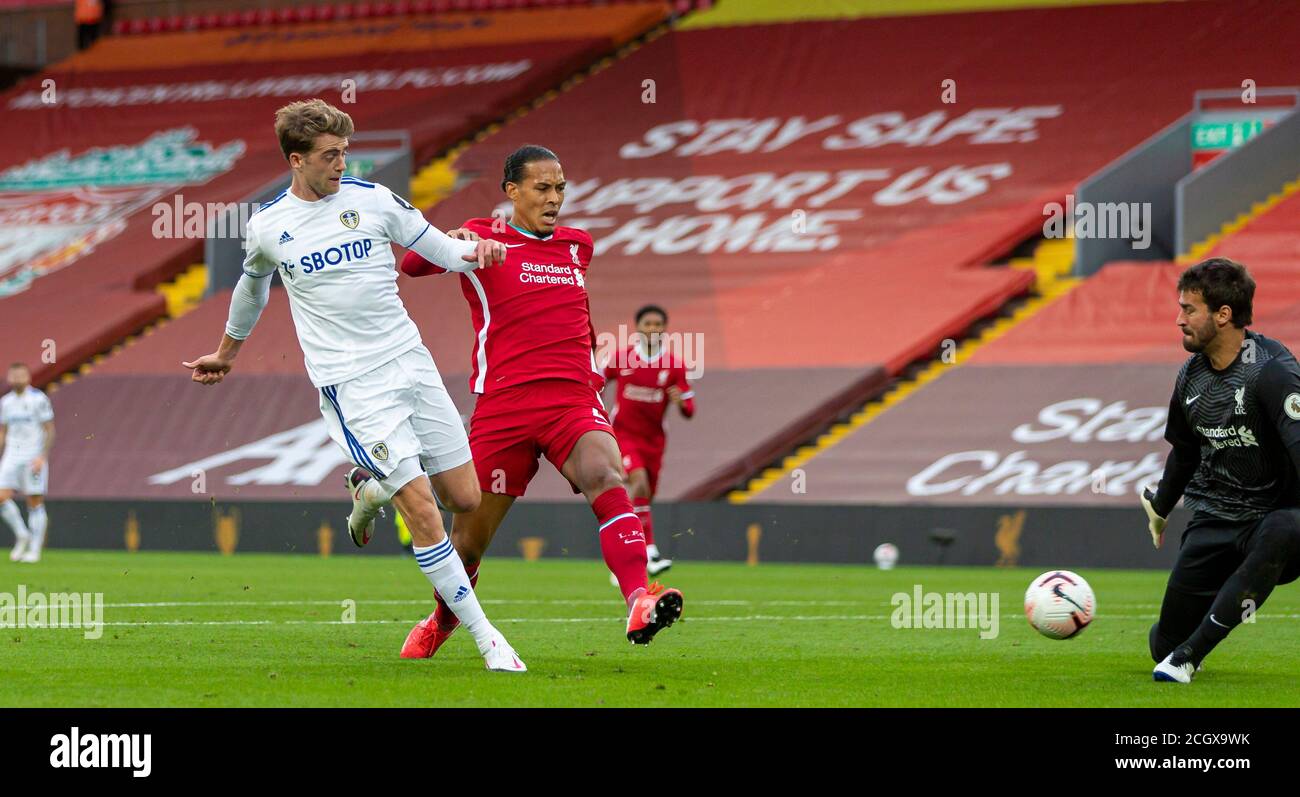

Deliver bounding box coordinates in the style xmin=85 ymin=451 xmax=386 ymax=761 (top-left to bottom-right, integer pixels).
xmin=274 ymin=99 xmax=354 ymax=161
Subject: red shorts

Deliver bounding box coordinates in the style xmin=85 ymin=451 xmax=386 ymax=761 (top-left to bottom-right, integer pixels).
xmin=469 ymin=378 xmax=614 ymax=497
xmin=617 ymin=436 xmax=665 ymax=495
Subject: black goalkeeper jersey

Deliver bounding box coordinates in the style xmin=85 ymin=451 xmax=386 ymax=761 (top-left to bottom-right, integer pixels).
xmin=1154 ymin=330 xmax=1300 ymax=521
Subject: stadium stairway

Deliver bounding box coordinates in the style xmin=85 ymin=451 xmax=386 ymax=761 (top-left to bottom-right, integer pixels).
xmin=728 ymin=237 xmax=1080 ymax=503
xmin=1179 ymin=176 xmax=1300 ymax=267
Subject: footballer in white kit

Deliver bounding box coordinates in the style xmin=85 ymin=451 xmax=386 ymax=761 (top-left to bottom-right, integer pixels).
xmin=1 ymin=362 xmax=54 ymax=563
xmin=182 ymin=99 xmax=525 ymax=673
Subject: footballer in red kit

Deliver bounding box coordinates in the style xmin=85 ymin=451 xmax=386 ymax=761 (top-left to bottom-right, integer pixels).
xmin=398 ymin=145 xmax=684 ymax=656
xmin=603 ymin=305 xmax=695 ymax=577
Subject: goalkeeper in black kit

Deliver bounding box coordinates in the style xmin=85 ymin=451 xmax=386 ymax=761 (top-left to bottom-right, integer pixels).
xmin=1142 ymin=258 xmax=1300 ymax=683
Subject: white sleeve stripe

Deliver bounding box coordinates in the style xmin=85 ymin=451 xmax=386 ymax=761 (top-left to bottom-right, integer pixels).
xmin=405 ymin=223 xmax=431 ymax=249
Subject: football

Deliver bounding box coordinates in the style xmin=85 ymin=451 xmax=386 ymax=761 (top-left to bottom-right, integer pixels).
xmin=1025 ymin=570 xmax=1096 ymax=639
xmin=873 ymin=543 xmax=900 ymax=570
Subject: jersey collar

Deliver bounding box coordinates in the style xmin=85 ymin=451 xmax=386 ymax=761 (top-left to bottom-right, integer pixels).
xmin=508 ymin=222 xmax=553 ymax=242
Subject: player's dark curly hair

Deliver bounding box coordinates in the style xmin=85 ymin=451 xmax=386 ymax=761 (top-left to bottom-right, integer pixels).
xmin=501 ymin=145 xmax=559 ymax=192
xmin=1178 ymin=258 xmax=1254 ymax=327
xmin=635 ymin=305 xmax=668 ymax=323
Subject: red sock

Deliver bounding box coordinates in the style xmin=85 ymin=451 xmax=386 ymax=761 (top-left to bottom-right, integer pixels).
xmin=593 ymin=487 xmax=648 ymax=601
xmin=633 ymin=497 xmax=654 ymax=547
xmin=434 ymin=561 xmax=478 ymax=629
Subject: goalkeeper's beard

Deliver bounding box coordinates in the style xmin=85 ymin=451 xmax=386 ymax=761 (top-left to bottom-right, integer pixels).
xmin=1182 ymin=322 xmax=1215 ymax=353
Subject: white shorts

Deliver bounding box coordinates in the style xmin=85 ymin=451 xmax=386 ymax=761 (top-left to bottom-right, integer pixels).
xmin=0 ymin=454 xmax=47 ymax=496
xmin=319 ymin=344 xmax=471 ymax=494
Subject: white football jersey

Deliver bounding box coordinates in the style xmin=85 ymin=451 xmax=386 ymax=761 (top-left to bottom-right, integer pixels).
xmin=241 ymin=177 xmax=435 ymax=387
xmin=0 ymin=387 xmax=53 ymax=460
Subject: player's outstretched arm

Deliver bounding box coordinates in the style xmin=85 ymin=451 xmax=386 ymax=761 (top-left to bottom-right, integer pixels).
xmin=406 ymin=225 xmax=505 ymax=273
xmin=182 ymin=271 xmax=271 ymax=385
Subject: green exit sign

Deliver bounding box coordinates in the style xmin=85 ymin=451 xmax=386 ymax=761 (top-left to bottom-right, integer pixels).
xmin=344 ymin=159 xmax=376 ymax=178
xmin=1192 ymin=120 xmax=1265 ymax=150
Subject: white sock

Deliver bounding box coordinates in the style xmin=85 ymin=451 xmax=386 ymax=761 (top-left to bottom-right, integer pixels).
xmin=646 ymin=543 xmax=660 ymax=560
xmin=0 ymin=500 xmax=29 ymax=541
xmin=412 ymin=539 xmax=495 ymax=649
xmin=27 ymin=505 xmax=47 ymax=552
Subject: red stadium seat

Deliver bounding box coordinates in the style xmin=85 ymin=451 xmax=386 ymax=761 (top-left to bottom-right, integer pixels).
xmin=314 ymin=4 xmax=336 ymax=21
xmin=392 ymin=0 xmax=412 ymax=16
xmin=273 ymin=8 xmax=295 ymax=24
xmin=197 ymin=13 xmax=221 ymax=30
xmin=372 ymin=1 xmax=396 ymax=18
xmin=254 ymin=8 xmax=276 ymax=25
xmin=145 ymin=17 xmax=165 ymax=33
xmin=219 ymin=11 xmax=242 ymax=28
xmin=335 ymin=3 xmax=354 ymax=20
xmin=111 ymin=19 xmax=128 ymax=35
xmin=411 ymin=0 xmax=434 ymax=13
xmin=353 ymin=3 xmax=375 ymax=19
xmin=237 ymin=10 xmax=259 ymax=26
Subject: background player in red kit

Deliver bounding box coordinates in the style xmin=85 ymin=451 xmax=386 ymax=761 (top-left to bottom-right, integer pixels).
xmin=398 ymin=145 xmax=684 ymax=656
xmin=603 ymin=305 xmax=695 ymax=578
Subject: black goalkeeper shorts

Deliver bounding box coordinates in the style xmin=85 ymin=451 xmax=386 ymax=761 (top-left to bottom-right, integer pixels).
xmin=1169 ymin=508 xmax=1300 ymax=596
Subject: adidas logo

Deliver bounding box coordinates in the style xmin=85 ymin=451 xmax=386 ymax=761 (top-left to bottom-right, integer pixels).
xmin=279 ymin=231 xmax=294 ymax=244
xmin=452 ymin=585 xmax=469 ymax=603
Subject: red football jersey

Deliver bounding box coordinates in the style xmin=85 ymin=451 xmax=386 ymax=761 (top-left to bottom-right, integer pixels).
xmin=604 ymin=344 xmax=695 ymax=451
xmin=401 ymin=218 xmax=600 ymax=394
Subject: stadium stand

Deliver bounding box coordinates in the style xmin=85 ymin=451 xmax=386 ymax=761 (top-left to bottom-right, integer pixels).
xmin=23 ymin=0 xmax=1300 ymax=508
xmin=0 ymin=3 xmax=671 ymax=389
xmin=756 ymin=190 xmax=1300 ymax=506
xmin=104 ymin=0 xmax=714 ymax=36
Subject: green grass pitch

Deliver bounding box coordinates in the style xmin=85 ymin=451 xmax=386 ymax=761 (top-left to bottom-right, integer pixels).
xmin=2 ymin=550 xmax=1298 ymax=707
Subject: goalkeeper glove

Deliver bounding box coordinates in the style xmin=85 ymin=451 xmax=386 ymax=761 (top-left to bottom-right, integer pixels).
xmin=1140 ymin=486 xmax=1167 ymax=549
